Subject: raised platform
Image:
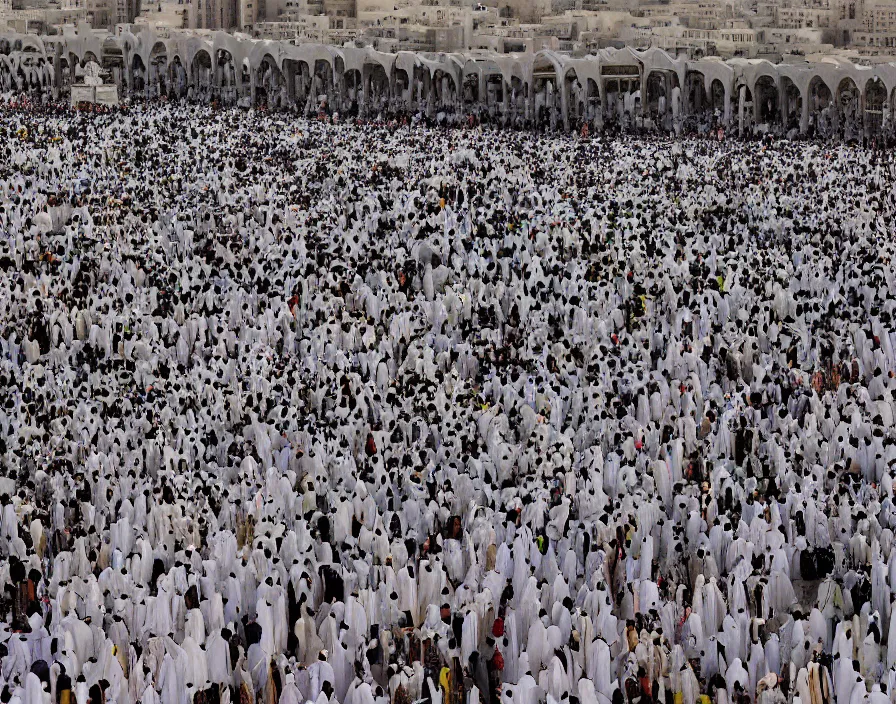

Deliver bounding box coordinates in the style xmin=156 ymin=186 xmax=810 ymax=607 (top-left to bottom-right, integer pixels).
xmin=70 ymin=84 xmax=119 ymax=107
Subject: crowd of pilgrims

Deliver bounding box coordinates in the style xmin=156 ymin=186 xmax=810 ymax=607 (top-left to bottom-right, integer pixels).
xmin=0 ymin=97 xmax=895 ymax=704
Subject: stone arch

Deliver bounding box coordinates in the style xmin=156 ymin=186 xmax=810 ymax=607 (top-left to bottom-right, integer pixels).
xmin=584 ymin=77 xmax=600 ymax=125
xmin=101 ymin=38 xmax=124 ymax=89
xmin=391 ymin=63 xmax=410 ymax=112
xmin=644 ymin=69 xmax=679 ymax=131
xmin=685 ymin=70 xmax=707 ymax=118
xmin=735 ymin=81 xmax=754 ymax=136
xmin=169 ymin=55 xmax=187 ymax=98
xmin=255 ymin=52 xmax=284 ymax=108
xmin=780 ymin=75 xmax=801 ymax=133
xmin=891 ymin=86 xmax=896 ymax=130
xmin=0 ymin=55 xmax=13 ymax=92
xmin=342 ymin=68 xmax=362 ymax=114
xmin=312 ymin=58 xmax=334 ymax=115
xmin=367 ymin=61 xmax=390 ymax=107
xmin=835 ymin=75 xmax=860 ymax=142
xmin=148 ymin=42 xmax=168 ymax=98
xmin=482 ymin=71 xmax=505 ymax=120
xmin=461 ymin=66 xmax=480 ymax=109
xmin=753 ymin=74 xmax=778 ymax=127
xmin=58 ymin=53 xmax=72 ymax=91
xmin=563 ymin=66 xmax=585 ymax=127
xmin=190 ymin=48 xmax=213 ymax=101
xmin=290 ymin=59 xmax=311 ymax=111
xmin=710 ymin=78 xmax=726 ymax=115
xmin=17 ymin=36 xmax=45 ymax=57
xmin=431 ymin=67 xmax=456 ymax=111
xmin=132 ymin=53 xmax=147 ymax=96
xmin=601 ymin=59 xmax=642 ymax=131
xmin=508 ymin=73 xmax=527 ymax=126
xmin=864 ymin=76 xmax=886 ymax=139
xmin=532 ymin=52 xmax=560 ymax=129
xmin=807 ymin=75 xmax=833 ymax=114
xmin=278 ymin=57 xmax=299 ymax=110
xmin=215 ymin=48 xmax=238 ymax=103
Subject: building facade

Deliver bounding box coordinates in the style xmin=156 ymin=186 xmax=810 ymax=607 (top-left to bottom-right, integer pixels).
xmin=2 ymin=26 xmax=895 ymax=142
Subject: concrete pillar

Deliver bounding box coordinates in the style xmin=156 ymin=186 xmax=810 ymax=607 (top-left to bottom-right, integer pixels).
xmin=780 ymin=82 xmax=787 ymax=127
xmin=52 ymin=44 xmax=61 ymax=98
xmin=425 ymin=72 xmax=434 ymax=117
xmin=234 ymin=61 xmax=244 ymax=101
xmin=752 ymin=83 xmax=760 ymax=125
xmin=362 ymin=68 xmax=371 ymax=117
xmin=250 ymin=65 xmax=257 ymax=107
xmin=388 ymin=68 xmax=396 ymax=110
xmin=723 ymin=85 xmax=731 ymax=126
xmin=800 ymin=88 xmax=810 ymax=134
xmin=285 ymin=62 xmax=296 ymax=107
xmin=560 ymin=77 xmax=569 ymax=130
xmin=502 ymin=78 xmax=510 ymax=126
xmin=640 ymin=71 xmax=648 ymax=117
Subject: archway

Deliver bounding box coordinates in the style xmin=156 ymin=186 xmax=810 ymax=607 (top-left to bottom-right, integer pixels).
xmin=736 ymin=83 xmax=754 ymax=135
xmin=18 ymin=52 xmax=39 ymax=94
xmin=602 ymin=63 xmax=641 ymax=131
xmin=255 ymin=54 xmax=284 ymax=109
xmin=532 ymin=55 xmax=559 ymax=130
xmin=645 ymin=69 xmax=679 ymax=131
xmin=312 ymin=58 xmax=333 ymax=115
xmin=710 ymin=78 xmax=726 ymax=117
xmin=290 ymin=59 xmax=312 ymax=112
xmin=807 ymin=75 xmax=833 ymax=137
xmin=462 ymin=70 xmax=479 ymax=113
xmin=835 ymin=76 xmax=860 ymax=142
xmin=168 ymin=55 xmax=186 ymax=98
xmin=431 ymin=68 xmax=455 ymax=111
xmin=149 ymin=42 xmax=168 ymax=99
xmin=510 ymin=75 xmax=527 ymax=126
xmin=364 ymin=62 xmax=390 ymax=116
xmin=644 ymin=71 xmax=666 ymax=122
xmin=58 ymin=55 xmax=72 ymax=93
xmin=216 ymin=48 xmax=238 ymax=104
xmin=685 ymin=71 xmax=708 ymax=127
xmin=864 ymin=77 xmax=886 ymax=139
xmin=342 ymin=68 xmax=361 ymax=115
xmin=484 ymin=72 xmax=504 ymax=121
xmin=100 ymin=39 xmax=123 ymax=89
xmin=891 ymin=87 xmax=896 ymax=138
xmin=391 ymin=65 xmax=409 ymax=113
xmin=132 ymin=54 xmax=147 ymax=97
xmin=564 ymin=67 xmax=585 ymax=128
xmin=780 ymin=76 xmax=801 ymax=134
xmin=753 ymin=74 xmax=778 ymax=128
xmin=0 ymin=57 xmax=11 ymax=92
xmin=190 ymin=49 xmax=213 ymax=102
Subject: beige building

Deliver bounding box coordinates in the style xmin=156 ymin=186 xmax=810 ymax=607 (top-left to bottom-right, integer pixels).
xmin=8 ymin=0 xmax=896 ymax=61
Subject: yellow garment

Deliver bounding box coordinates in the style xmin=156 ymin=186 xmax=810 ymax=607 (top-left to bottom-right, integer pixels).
xmin=439 ymin=666 xmax=451 ymax=693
